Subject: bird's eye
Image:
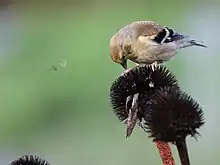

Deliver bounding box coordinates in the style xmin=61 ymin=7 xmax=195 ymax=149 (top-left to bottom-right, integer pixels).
xmin=121 ymin=55 xmax=126 ymax=61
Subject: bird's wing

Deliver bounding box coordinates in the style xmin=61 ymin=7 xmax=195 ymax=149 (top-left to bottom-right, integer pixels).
xmin=132 ymin=21 xmax=164 ymax=38
xmin=132 ymin=21 xmax=165 ymax=48
xmin=120 ymin=21 xmax=163 ymax=53
xmin=132 ymin=21 xmax=186 ymax=45
xmin=110 ymin=21 xmax=165 ymax=59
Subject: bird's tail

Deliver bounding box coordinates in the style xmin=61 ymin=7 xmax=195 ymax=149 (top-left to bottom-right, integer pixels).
xmin=174 ymin=34 xmax=207 ymax=49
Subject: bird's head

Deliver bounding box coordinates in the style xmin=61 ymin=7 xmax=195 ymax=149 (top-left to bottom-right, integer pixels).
xmin=110 ymin=39 xmax=128 ymax=69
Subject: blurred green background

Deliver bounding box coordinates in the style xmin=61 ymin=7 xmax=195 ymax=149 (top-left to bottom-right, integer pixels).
xmin=0 ymin=0 xmax=219 ymax=164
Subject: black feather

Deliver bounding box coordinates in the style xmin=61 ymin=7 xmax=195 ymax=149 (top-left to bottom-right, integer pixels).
xmin=153 ymin=28 xmax=167 ymax=43
xmin=154 ymin=26 xmax=184 ymax=43
xmin=164 ymin=27 xmax=174 ymax=37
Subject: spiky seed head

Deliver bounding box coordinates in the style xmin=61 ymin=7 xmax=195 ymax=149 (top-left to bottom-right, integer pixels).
xmin=9 ymin=154 xmax=50 ymax=165
xmin=144 ymin=86 xmax=205 ymax=143
xmin=109 ymin=65 xmax=179 ymax=122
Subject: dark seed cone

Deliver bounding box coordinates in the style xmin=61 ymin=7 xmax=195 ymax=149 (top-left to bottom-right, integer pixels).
xmin=9 ymin=154 xmax=50 ymax=165
xmin=109 ymin=65 xmax=179 ymax=122
xmin=144 ymin=86 xmax=205 ymax=165
xmin=144 ymin=86 xmax=204 ymax=142
xmin=109 ymin=65 xmax=178 ymax=164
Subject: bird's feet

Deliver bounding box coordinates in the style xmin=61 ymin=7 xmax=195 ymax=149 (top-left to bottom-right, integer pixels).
xmin=151 ymin=61 xmax=158 ymax=71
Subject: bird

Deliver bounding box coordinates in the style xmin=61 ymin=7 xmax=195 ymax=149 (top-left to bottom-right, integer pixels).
xmin=110 ymin=21 xmax=207 ymax=71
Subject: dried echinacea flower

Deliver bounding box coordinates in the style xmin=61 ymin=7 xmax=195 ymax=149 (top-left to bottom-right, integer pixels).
xmin=144 ymin=86 xmax=205 ymax=165
xmin=109 ymin=65 xmax=178 ymax=165
xmin=9 ymin=154 xmax=50 ymax=165
xmin=110 ymin=65 xmax=179 ymax=137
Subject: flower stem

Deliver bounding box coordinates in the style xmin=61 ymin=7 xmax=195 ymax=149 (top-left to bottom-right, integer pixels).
xmin=156 ymin=141 xmax=175 ymax=165
xmin=176 ymin=138 xmax=190 ymax=165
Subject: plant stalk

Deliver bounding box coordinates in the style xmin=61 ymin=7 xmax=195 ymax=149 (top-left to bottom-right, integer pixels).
xmin=156 ymin=141 xmax=175 ymax=165
xmin=176 ymin=138 xmax=190 ymax=165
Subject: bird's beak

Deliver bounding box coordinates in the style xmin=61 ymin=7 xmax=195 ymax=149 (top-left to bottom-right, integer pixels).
xmin=120 ymin=58 xmax=127 ymax=69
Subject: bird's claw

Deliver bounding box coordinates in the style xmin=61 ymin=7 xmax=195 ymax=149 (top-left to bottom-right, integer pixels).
xmin=151 ymin=62 xmax=157 ymax=71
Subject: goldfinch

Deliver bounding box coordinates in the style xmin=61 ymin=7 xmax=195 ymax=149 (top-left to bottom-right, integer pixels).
xmin=110 ymin=21 xmax=207 ymax=70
